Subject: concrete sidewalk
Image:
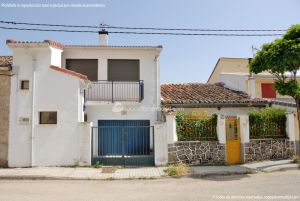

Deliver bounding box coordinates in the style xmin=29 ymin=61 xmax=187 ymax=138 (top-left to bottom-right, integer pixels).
xmin=191 ymin=159 xmax=298 ymax=176
xmin=0 ymin=160 xmax=298 ymax=180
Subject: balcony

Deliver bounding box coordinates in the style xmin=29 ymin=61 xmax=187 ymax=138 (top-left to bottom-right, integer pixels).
xmin=85 ymin=80 xmax=144 ymax=102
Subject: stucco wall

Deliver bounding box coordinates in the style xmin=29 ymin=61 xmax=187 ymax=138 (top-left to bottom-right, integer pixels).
xmin=208 ymin=58 xmax=250 ymax=84
xmin=65 ymin=47 xmax=162 ymax=158
xmin=63 ymin=47 xmax=161 ymax=129
xmin=0 ymin=70 xmax=11 ymax=167
xmin=218 ymin=73 xmax=248 ymax=92
xmin=8 ymin=46 xmax=90 ymax=167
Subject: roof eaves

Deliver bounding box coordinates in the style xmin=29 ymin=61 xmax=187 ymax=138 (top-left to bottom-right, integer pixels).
xmin=6 ymin=39 xmax=64 ymax=49
xmin=162 ymin=101 xmax=267 ymax=108
xmin=207 ymin=58 xmax=221 ymax=83
xmin=50 ymin=65 xmax=88 ymax=80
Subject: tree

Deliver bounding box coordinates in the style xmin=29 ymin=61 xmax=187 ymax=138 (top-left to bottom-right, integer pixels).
xmin=250 ymin=24 xmax=300 ymax=155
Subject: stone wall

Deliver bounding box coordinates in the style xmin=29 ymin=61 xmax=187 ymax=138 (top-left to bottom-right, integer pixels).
xmin=0 ymin=71 xmax=11 ymax=167
xmin=244 ymin=139 xmax=295 ymax=162
xmin=168 ymin=141 xmax=226 ymax=165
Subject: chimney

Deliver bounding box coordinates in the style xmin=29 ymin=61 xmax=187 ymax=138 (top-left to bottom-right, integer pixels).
xmin=98 ymin=29 xmax=108 ymax=46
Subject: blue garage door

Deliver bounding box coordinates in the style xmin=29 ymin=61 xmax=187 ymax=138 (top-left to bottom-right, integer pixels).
xmin=95 ymin=120 xmax=153 ymax=166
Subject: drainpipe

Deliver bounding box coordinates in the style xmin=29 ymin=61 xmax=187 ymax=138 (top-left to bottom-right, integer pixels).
xmin=154 ymin=54 xmax=160 ymax=121
xmin=31 ymin=56 xmax=37 ymax=167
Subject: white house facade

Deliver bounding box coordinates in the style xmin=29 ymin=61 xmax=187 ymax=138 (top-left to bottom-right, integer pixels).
xmin=7 ymin=34 xmax=164 ymax=167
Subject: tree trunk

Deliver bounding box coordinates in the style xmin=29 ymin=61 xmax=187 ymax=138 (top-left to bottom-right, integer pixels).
xmin=294 ymin=97 xmax=300 ymax=156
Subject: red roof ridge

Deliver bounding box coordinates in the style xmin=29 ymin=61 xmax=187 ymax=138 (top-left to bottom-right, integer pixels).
xmin=6 ymin=39 xmax=64 ymax=49
xmin=50 ymin=65 xmax=88 ymax=80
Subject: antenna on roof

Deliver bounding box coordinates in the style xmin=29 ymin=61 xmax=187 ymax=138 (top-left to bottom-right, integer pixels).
xmin=98 ymin=22 xmax=109 ymax=46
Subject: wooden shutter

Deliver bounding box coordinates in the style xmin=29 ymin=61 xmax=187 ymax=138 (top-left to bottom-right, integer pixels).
xmin=261 ymin=83 xmax=276 ymax=98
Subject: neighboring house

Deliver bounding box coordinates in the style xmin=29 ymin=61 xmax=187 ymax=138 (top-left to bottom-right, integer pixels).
xmin=161 ymin=83 xmax=296 ymax=165
xmin=0 ymin=56 xmax=13 ymax=167
xmin=6 ymin=32 xmax=163 ymax=167
xmin=207 ymin=57 xmax=300 ymax=100
xmin=207 ymin=57 xmax=300 ymax=155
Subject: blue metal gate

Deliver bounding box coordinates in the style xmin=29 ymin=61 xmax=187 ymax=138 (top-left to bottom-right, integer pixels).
xmin=92 ymin=120 xmax=154 ymax=166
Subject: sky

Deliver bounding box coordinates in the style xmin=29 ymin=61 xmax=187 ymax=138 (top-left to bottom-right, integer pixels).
xmin=0 ymin=0 xmax=299 ymax=83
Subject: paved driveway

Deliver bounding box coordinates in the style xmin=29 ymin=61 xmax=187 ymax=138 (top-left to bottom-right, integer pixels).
xmin=0 ymin=170 xmax=299 ymax=201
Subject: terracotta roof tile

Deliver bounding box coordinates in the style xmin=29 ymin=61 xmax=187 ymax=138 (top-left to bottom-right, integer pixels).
xmin=0 ymin=56 xmax=13 ymax=66
xmin=50 ymin=65 xmax=88 ymax=80
xmin=161 ymin=83 xmax=267 ymax=107
xmin=6 ymin=39 xmax=64 ymax=49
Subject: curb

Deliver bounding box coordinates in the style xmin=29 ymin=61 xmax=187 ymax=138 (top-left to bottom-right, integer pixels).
xmin=0 ymin=175 xmax=166 ymax=181
xmin=260 ymin=164 xmax=299 ymax=173
xmin=0 ymin=165 xmax=298 ymax=180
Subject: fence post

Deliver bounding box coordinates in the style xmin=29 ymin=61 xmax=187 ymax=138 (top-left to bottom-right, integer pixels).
xmin=217 ymin=114 xmax=226 ymax=144
xmin=238 ymin=115 xmax=250 ymax=163
xmin=154 ymin=123 xmax=168 ymax=166
xmin=286 ymin=112 xmax=296 ymax=142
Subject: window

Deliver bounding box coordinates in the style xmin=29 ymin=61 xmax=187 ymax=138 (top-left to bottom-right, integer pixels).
xmin=20 ymin=80 xmax=29 ymax=90
xmin=39 ymin=112 xmax=57 ymax=124
xmin=108 ymin=59 xmax=139 ymax=81
xmin=66 ymin=59 xmax=98 ymax=81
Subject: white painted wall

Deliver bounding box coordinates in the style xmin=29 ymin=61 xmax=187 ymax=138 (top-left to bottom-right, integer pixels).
xmin=8 ymin=47 xmax=51 ymax=167
xmin=238 ymin=115 xmax=250 ymax=144
xmin=79 ymin=122 xmax=93 ymax=166
xmin=286 ymin=112 xmax=296 ymax=142
xmin=154 ymin=122 xmax=168 ymax=166
xmin=62 ymin=47 xmax=161 ymax=159
xmin=166 ymin=114 xmax=177 ymax=144
xmin=62 ymin=47 xmax=161 ymax=127
xmin=218 ymin=73 xmax=247 ymax=92
xmin=8 ymin=45 xmax=90 ymax=167
xmin=217 ymin=114 xmax=226 ymax=144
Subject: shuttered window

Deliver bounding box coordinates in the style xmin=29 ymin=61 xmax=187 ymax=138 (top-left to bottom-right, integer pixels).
xmin=66 ymin=59 xmax=98 ymax=81
xmin=108 ymin=59 xmax=139 ymax=81
xmin=261 ymin=83 xmax=276 ymax=98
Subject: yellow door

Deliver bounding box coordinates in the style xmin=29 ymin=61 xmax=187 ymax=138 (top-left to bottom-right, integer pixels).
xmin=226 ymin=117 xmax=241 ymax=164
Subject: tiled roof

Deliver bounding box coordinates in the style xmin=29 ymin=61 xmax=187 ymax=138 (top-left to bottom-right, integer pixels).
xmin=6 ymin=39 xmax=161 ymax=50
xmin=6 ymin=39 xmax=64 ymax=49
xmin=272 ymin=98 xmax=296 ymax=108
xmin=65 ymin=45 xmax=162 ymax=48
xmin=50 ymin=65 xmax=88 ymax=80
xmin=0 ymin=56 xmax=13 ymax=66
xmin=161 ymin=83 xmax=268 ymax=107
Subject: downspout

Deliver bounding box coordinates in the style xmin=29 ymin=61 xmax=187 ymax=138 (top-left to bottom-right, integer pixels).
xmin=154 ymin=54 xmax=160 ymax=121
xmin=31 ymin=56 xmax=37 ymax=167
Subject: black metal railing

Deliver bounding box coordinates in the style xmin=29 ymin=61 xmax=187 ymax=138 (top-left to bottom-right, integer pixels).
xmin=85 ymin=80 xmax=144 ymax=102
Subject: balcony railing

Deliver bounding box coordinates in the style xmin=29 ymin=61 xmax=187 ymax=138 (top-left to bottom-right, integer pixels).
xmin=85 ymin=80 xmax=144 ymax=102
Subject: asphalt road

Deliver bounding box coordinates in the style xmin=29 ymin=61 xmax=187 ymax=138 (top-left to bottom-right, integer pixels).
xmin=0 ymin=170 xmax=299 ymax=201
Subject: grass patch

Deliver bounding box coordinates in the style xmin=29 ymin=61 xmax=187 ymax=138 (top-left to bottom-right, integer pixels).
xmin=164 ymin=163 xmax=191 ymax=177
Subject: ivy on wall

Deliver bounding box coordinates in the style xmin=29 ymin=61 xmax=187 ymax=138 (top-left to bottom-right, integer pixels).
xmin=176 ymin=112 xmax=218 ymax=141
xmin=249 ymin=108 xmax=287 ymax=139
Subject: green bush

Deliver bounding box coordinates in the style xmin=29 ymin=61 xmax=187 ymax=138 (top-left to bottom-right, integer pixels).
xmin=176 ymin=112 xmax=217 ymax=141
xmin=249 ymin=108 xmax=287 ymax=139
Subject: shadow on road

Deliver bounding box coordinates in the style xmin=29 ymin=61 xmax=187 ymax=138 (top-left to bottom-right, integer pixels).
xmin=187 ymin=173 xmax=251 ymax=181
